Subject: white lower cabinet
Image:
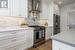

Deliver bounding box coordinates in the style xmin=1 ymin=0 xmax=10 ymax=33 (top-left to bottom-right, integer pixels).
xmin=46 ymin=27 xmax=52 ymax=40
xmin=5 ymin=46 xmax=16 ymax=50
xmin=25 ymin=30 xmax=33 ymax=48
xmin=53 ymin=40 xmax=75 ymax=50
xmin=0 ymin=29 xmax=33 ymax=50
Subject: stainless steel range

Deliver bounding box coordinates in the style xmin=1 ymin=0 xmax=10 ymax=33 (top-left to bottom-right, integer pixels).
xmin=29 ymin=26 xmax=45 ymax=47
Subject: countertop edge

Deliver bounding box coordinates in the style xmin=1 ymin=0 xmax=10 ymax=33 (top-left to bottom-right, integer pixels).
xmin=52 ymin=37 xmax=75 ymax=47
xmin=0 ymin=27 xmax=34 ymax=32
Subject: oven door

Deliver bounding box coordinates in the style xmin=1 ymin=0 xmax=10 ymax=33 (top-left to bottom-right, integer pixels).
xmin=34 ymin=30 xmax=45 ymax=43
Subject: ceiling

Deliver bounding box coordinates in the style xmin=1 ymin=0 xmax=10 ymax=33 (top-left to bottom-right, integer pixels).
xmin=53 ymin=0 xmax=75 ymax=6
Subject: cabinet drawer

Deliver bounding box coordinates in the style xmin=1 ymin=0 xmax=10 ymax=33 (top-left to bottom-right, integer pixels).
xmin=0 ymin=31 xmax=25 ymax=41
xmin=0 ymin=38 xmax=17 ymax=46
xmin=15 ymin=33 xmax=26 ymax=38
xmin=0 ymin=39 xmax=26 ymax=50
xmin=2 ymin=46 xmax=16 ymax=50
xmin=6 ymin=48 xmax=16 ymax=50
xmin=0 ymin=42 xmax=17 ymax=50
xmin=0 ymin=31 xmax=16 ymax=35
xmin=15 ymin=30 xmax=26 ymax=35
xmin=0 ymin=36 xmax=26 ymax=46
xmin=16 ymin=41 xmax=26 ymax=50
xmin=0 ymin=35 xmax=16 ymax=41
xmin=0 ymin=31 xmax=17 ymax=40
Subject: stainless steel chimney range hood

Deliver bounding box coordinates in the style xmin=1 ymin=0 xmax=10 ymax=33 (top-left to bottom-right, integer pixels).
xmin=28 ymin=0 xmax=41 ymax=21
xmin=29 ymin=0 xmax=40 ymax=13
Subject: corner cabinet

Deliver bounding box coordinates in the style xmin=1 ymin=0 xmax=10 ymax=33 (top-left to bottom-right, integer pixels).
xmin=10 ymin=0 xmax=28 ymax=18
xmin=0 ymin=29 xmax=33 ymax=50
xmin=53 ymin=40 xmax=75 ymax=50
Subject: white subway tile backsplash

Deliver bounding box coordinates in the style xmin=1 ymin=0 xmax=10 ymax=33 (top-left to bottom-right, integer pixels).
xmin=0 ymin=16 xmax=25 ymax=28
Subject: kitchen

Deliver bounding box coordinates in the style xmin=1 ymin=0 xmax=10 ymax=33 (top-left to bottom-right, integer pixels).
xmin=0 ymin=0 xmax=75 ymax=50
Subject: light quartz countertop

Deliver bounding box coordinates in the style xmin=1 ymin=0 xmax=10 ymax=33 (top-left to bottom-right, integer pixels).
xmin=51 ymin=29 xmax=75 ymax=47
xmin=0 ymin=27 xmax=33 ymax=32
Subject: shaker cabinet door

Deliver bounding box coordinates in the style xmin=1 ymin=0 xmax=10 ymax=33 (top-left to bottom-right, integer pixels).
xmin=19 ymin=0 xmax=28 ymax=18
xmin=10 ymin=0 xmax=20 ymax=16
xmin=46 ymin=27 xmax=52 ymax=40
xmin=10 ymin=0 xmax=28 ymax=18
xmin=0 ymin=0 xmax=28 ymax=17
xmin=25 ymin=30 xmax=33 ymax=48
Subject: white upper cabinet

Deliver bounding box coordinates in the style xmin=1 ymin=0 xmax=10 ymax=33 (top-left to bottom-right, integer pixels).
xmin=10 ymin=0 xmax=19 ymax=16
xmin=19 ymin=0 xmax=28 ymax=18
xmin=40 ymin=0 xmax=54 ymax=26
xmin=53 ymin=3 xmax=59 ymax=15
xmin=40 ymin=0 xmax=59 ymax=26
xmin=10 ymin=0 xmax=28 ymax=18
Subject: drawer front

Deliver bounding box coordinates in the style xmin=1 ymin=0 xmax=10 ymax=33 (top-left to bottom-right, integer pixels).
xmin=0 ymin=35 xmax=16 ymax=41
xmin=0 ymin=39 xmax=26 ymax=50
xmin=15 ymin=36 xmax=26 ymax=43
xmin=1 ymin=46 xmax=16 ymax=50
xmin=0 ymin=42 xmax=17 ymax=50
xmin=15 ymin=30 xmax=26 ymax=35
xmin=14 ymin=30 xmax=27 ymax=39
xmin=15 ymin=33 xmax=26 ymax=38
xmin=0 ymin=31 xmax=17 ymax=41
xmin=0 ymin=31 xmax=16 ymax=35
xmin=0 ymin=38 xmax=17 ymax=46
xmin=0 ymin=30 xmax=29 ymax=41
xmin=0 ymin=36 xmax=26 ymax=46
xmin=16 ymin=41 xmax=26 ymax=50
xmin=6 ymin=48 xmax=16 ymax=50
xmin=0 ymin=30 xmax=26 ymax=46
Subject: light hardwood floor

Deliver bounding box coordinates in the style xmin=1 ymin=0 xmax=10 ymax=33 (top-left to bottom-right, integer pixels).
xmin=28 ymin=40 xmax=52 ymax=50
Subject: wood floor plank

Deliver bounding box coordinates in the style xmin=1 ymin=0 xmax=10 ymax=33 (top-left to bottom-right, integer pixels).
xmin=28 ymin=40 xmax=52 ymax=50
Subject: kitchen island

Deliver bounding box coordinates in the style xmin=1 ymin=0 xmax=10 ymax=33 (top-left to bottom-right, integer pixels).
xmin=51 ymin=29 xmax=75 ymax=50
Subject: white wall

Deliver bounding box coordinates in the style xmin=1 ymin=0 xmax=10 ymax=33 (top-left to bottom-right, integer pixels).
xmin=60 ymin=3 xmax=75 ymax=32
